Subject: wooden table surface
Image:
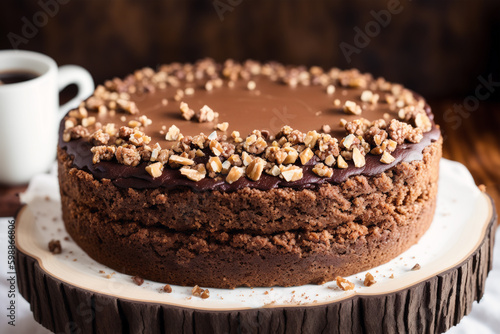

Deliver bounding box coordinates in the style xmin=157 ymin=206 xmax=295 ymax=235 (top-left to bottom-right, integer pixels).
xmin=1 ymin=99 xmax=499 ymax=225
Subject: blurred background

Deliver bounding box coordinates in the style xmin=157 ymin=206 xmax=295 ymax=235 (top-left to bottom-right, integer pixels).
xmin=0 ymin=0 xmax=499 ymax=213
xmin=1 ymin=0 xmax=499 ymax=100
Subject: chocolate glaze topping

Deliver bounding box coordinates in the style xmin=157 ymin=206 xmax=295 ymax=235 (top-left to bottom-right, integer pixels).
xmin=59 ymin=60 xmax=440 ymax=191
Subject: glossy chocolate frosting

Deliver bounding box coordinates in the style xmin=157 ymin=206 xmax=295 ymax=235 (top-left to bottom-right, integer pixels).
xmin=59 ymin=63 xmax=440 ymax=191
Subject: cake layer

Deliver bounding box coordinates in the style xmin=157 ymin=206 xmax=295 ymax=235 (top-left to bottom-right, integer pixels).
xmin=58 ymin=137 xmax=441 ymax=234
xmin=61 ymin=185 xmax=437 ymax=289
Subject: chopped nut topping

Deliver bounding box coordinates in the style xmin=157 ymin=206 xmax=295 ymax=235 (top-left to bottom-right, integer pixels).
xmin=197 ymin=105 xmax=218 ymax=122
xmin=115 ymin=145 xmax=141 ymax=166
xmin=280 ymin=165 xmax=303 ymax=182
xmin=145 ymin=162 xmax=164 ymax=178
xmin=130 ymin=130 xmax=151 ymax=146
xmin=48 ymin=239 xmax=62 ymax=254
xmin=226 ymin=166 xmax=245 ymax=184
xmin=64 ymin=118 xmax=76 ymax=130
xmin=206 ymin=156 xmax=223 ymax=173
xmin=81 ymin=116 xmax=96 ymax=127
xmin=324 ymin=155 xmax=336 ymax=167
xmin=221 ymin=160 xmax=231 ymax=174
xmin=246 ymin=157 xmax=266 ymax=181
xmin=247 ymin=80 xmax=256 ymax=90
xmin=415 ymin=113 xmax=432 ymax=132
xmin=241 ymin=151 xmax=254 ymax=166
xmin=139 ymin=115 xmax=152 ymax=127
xmin=380 ymin=151 xmax=395 ymax=164
xmin=117 ymin=99 xmax=139 ymax=114
xmin=156 ymin=149 xmax=170 ymax=164
xmin=128 ymin=120 xmax=141 ymax=128
xmin=299 ymin=147 xmax=314 ymax=165
xmin=91 ymin=145 xmax=116 ymax=164
xmin=228 ymin=154 xmax=243 ymax=166
xmin=326 ymin=84 xmax=335 ymax=95
xmin=180 ymin=164 xmax=206 ymax=181
xmin=304 ymin=130 xmax=319 ymax=148
xmin=205 ymin=81 xmax=213 ymax=91
xmin=184 ymin=87 xmax=194 ymax=96
xmin=360 ymin=90 xmax=373 ymax=102
xmin=343 ymin=100 xmax=362 ymax=115
xmin=336 ymin=276 xmax=355 ymax=291
xmin=89 ymin=129 xmax=110 ymax=146
xmin=163 ymin=285 xmax=172 ymax=293
xmin=337 ymin=155 xmax=348 ymax=169
xmin=322 ymin=124 xmax=331 ymax=133
xmin=215 ymin=122 xmax=229 ymax=131
xmin=169 ymin=155 xmax=195 ymax=166
xmin=283 ymin=147 xmax=299 ymax=164
xmin=364 ymin=273 xmax=376 ymax=287
xmin=342 ymin=134 xmax=356 ymax=150
xmin=104 ymin=123 xmax=117 ymax=136
xmin=352 ymin=147 xmax=366 ymax=168
xmin=165 ymin=125 xmax=181 ymax=141
xmin=231 ymin=130 xmax=240 ymax=140
xmin=208 ymin=131 xmax=217 ymax=140
xmin=267 ymin=164 xmax=281 ymax=176
xmin=210 ymin=139 xmax=223 ymax=156
xmin=180 ymin=101 xmax=195 ymax=121
xmin=312 ymin=163 xmax=333 ymax=177
xmin=387 ymin=119 xmax=423 ymax=144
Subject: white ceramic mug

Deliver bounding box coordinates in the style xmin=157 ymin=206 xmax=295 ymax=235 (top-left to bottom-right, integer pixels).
xmin=0 ymin=50 xmax=94 ymax=185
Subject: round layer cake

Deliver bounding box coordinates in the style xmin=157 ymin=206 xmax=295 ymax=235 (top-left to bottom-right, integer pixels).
xmin=58 ymin=59 xmax=442 ymax=288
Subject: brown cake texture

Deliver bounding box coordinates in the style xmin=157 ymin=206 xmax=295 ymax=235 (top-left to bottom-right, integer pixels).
xmin=57 ymin=59 xmax=442 ymax=288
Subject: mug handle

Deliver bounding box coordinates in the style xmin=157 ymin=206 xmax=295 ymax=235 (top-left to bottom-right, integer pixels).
xmin=57 ymin=65 xmax=95 ymax=120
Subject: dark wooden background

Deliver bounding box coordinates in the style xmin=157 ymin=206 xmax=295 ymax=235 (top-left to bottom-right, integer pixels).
xmin=0 ymin=0 xmax=499 ymax=219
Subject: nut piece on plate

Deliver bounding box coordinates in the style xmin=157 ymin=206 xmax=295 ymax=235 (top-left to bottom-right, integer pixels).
xmin=336 ymin=276 xmax=355 ymax=291
xmin=364 ymin=272 xmax=376 ymax=287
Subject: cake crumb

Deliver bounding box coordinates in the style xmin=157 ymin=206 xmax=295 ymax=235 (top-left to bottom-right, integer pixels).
xmin=364 ymin=272 xmax=376 ymax=287
xmin=132 ymin=276 xmax=144 ymax=286
xmin=48 ymin=240 xmax=62 ymax=254
xmin=163 ymin=284 xmax=172 ymax=293
xmin=336 ymin=276 xmax=355 ymax=291
xmin=411 ymin=263 xmax=421 ymax=271
xmin=264 ymin=291 xmax=269 ymax=295
xmin=99 ymin=270 xmax=105 ymax=274
xmin=479 ymin=184 xmax=487 ymax=192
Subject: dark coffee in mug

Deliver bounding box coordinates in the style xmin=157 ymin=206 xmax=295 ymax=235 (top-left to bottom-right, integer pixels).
xmin=0 ymin=70 xmax=39 ymax=85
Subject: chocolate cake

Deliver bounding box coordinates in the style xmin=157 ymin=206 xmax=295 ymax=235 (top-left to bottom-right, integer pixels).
xmin=57 ymin=59 xmax=442 ymax=289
